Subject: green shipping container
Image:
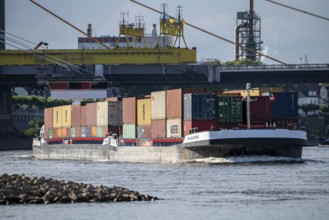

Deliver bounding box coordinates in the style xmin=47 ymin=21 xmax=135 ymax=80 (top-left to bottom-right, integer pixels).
xmin=71 ymin=127 xmax=76 ymax=137
xmin=97 ymin=127 xmax=103 ymax=137
xmin=123 ymin=124 xmax=137 ymax=138
xmin=48 ymin=129 xmax=53 ymax=139
xmin=217 ymin=96 xmax=243 ymax=123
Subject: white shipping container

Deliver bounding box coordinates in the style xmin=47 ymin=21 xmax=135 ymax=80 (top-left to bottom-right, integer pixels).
xmin=97 ymin=101 xmax=108 ymax=126
xmin=151 ymin=90 xmax=166 ymax=119
xmin=166 ymin=118 xmax=183 ymax=138
xmin=123 ymin=123 xmax=137 ymax=138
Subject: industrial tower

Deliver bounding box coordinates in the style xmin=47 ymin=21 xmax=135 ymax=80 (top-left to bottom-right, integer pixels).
xmin=235 ymin=0 xmax=263 ymax=61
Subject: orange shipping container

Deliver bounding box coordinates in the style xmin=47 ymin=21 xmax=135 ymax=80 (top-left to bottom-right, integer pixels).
xmin=44 ymin=108 xmax=53 ymax=129
xmin=91 ymin=126 xmax=97 ymax=137
xmin=137 ymin=98 xmax=151 ymax=126
xmin=123 ymin=97 xmax=137 ymax=123
xmin=55 ymin=127 xmax=63 ymax=138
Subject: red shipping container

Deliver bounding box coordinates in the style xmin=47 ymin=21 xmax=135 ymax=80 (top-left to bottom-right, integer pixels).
xmin=86 ymin=103 xmax=97 ymax=126
xmin=71 ymin=104 xmax=81 ymax=126
xmin=137 ymin=126 xmax=152 ymax=139
xmin=123 ymin=97 xmax=137 ymax=123
xmin=151 ymin=119 xmax=166 ymax=138
xmin=80 ymin=105 xmax=87 ymax=126
xmin=44 ymin=108 xmax=53 ymax=129
xmin=244 ymin=96 xmax=273 ymax=124
xmin=183 ymin=120 xmax=218 ymax=136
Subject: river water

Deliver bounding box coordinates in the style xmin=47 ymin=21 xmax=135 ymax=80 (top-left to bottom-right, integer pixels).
xmin=1 ymin=147 xmax=329 ymax=220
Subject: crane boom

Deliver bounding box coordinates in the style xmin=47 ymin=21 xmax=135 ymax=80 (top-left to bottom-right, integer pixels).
xmin=130 ymin=0 xmax=286 ymax=64
xmin=265 ymin=0 xmax=329 ymax=22
xmin=30 ymin=0 xmax=111 ymax=49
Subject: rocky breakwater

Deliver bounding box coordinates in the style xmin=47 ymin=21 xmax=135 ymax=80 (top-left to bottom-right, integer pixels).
xmin=0 ymin=174 xmax=159 ymax=205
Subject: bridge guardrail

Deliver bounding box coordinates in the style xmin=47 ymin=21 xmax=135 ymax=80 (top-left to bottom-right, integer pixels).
xmin=218 ymin=64 xmax=329 ymax=71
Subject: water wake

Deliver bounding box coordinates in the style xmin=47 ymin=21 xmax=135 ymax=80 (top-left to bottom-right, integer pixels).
xmin=184 ymin=155 xmax=304 ymax=164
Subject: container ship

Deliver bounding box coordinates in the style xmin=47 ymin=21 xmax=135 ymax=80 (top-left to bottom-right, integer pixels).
xmin=33 ymin=86 xmax=307 ymax=162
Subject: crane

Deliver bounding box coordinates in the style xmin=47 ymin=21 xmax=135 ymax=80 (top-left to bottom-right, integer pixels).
xmin=129 ymin=0 xmax=286 ymax=64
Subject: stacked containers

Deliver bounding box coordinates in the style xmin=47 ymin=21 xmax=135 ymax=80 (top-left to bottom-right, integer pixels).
xmin=71 ymin=102 xmax=81 ymax=137
xmin=86 ymin=102 xmax=97 ymax=137
xmin=123 ymin=97 xmax=137 ymax=138
xmin=151 ymin=91 xmax=166 ymax=138
xmin=44 ymin=108 xmax=53 ymax=139
xmin=183 ymin=93 xmax=217 ymax=136
xmin=137 ymin=97 xmax=151 ymax=138
xmin=217 ymin=95 xmax=243 ymax=128
xmin=97 ymin=101 xmax=122 ymax=137
xmin=166 ymin=88 xmax=206 ymax=138
xmin=61 ymin=105 xmax=71 ymax=138
xmin=272 ymin=92 xmax=298 ymax=128
xmin=52 ymin=106 xmax=62 ymax=138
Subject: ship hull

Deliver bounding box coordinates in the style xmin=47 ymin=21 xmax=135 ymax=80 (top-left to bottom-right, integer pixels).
xmin=182 ymin=129 xmax=307 ymax=159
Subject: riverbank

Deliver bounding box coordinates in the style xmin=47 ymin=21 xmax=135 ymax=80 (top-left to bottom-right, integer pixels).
xmin=0 ymin=174 xmax=159 ymax=205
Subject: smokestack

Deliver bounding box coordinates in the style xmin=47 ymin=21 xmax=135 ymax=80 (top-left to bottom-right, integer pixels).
xmin=87 ymin=24 xmax=92 ymax=37
xmin=250 ymin=0 xmax=254 ymax=18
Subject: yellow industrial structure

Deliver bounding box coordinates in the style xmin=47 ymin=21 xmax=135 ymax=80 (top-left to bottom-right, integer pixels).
xmin=0 ymin=48 xmax=196 ymax=65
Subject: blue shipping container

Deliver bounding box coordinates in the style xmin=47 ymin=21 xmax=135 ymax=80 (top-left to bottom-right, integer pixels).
xmin=184 ymin=93 xmax=217 ymax=120
xmin=272 ymin=92 xmax=298 ymax=119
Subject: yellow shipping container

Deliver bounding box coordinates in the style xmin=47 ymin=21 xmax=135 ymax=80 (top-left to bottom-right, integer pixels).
xmin=61 ymin=105 xmax=72 ymax=127
xmin=240 ymin=87 xmax=284 ymax=97
xmin=137 ymin=98 xmax=151 ymax=126
xmin=53 ymin=106 xmax=62 ymax=128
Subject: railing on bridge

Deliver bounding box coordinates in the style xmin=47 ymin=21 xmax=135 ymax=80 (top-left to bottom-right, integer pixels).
xmin=219 ymin=63 xmax=329 ymax=71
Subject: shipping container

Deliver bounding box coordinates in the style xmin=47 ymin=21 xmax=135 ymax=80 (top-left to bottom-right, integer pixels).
xmin=272 ymin=92 xmax=298 ymax=119
xmin=167 ymin=88 xmax=207 ymax=118
xmin=137 ymin=98 xmax=151 ymax=126
xmin=91 ymin=126 xmax=97 ymax=137
xmin=123 ymin=123 xmax=137 ymax=138
xmin=184 ymin=93 xmax=217 ymax=120
xmin=243 ymin=96 xmax=273 ymax=124
xmin=47 ymin=129 xmax=53 ymax=139
xmin=104 ymin=126 xmax=121 ymax=137
xmin=97 ymin=101 xmax=108 ymax=126
xmin=86 ymin=103 xmax=97 ymax=126
xmin=71 ymin=104 xmax=81 ymax=126
xmin=80 ymin=105 xmax=87 ymax=126
xmin=183 ymin=120 xmax=218 ymax=136
xmin=166 ymin=118 xmax=183 ymax=138
xmin=62 ymin=127 xmax=71 ymax=138
xmin=123 ymin=97 xmax=137 ymax=123
xmin=108 ymin=101 xmax=122 ymax=126
xmin=44 ymin=108 xmax=53 ymax=129
xmin=81 ymin=126 xmax=87 ymax=137
xmin=61 ymin=105 xmax=72 ymax=127
xmin=151 ymin=119 xmax=166 ymax=138
xmin=53 ymin=106 xmax=62 ymax=128
xmin=217 ymin=96 xmax=243 ymax=123
xmin=151 ymin=91 xmax=166 ymax=119
xmin=55 ymin=127 xmax=63 ymax=138
xmin=71 ymin=127 xmax=76 ymax=137
xmin=137 ymin=126 xmax=152 ymax=138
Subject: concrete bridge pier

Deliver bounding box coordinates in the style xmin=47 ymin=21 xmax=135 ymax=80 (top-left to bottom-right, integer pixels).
xmin=0 ymin=88 xmax=13 ymax=133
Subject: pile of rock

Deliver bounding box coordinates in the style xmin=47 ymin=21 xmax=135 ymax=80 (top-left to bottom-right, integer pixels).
xmin=0 ymin=174 xmax=159 ymax=205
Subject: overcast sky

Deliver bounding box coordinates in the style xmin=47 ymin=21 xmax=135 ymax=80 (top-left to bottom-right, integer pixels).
xmin=5 ymin=0 xmax=329 ymax=64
